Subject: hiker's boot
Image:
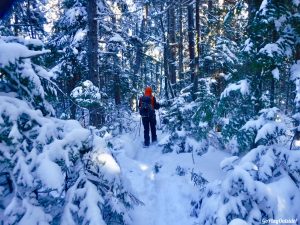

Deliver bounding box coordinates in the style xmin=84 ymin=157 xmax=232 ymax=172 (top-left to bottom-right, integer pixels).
xmin=144 ymin=141 xmax=150 ymax=147
xmin=152 ymin=136 xmax=157 ymax=143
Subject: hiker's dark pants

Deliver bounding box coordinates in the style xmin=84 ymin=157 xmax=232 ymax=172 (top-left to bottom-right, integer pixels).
xmin=142 ymin=115 xmax=157 ymax=145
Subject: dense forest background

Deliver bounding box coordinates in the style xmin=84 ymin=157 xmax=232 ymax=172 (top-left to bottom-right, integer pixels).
xmin=1 ymin=0 xmax=300 ymax=224
xmin=2 ymin=0 xmax=300 ymax=134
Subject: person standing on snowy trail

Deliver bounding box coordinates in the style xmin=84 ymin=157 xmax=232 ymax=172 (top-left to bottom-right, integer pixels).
xmin=139 ymin=86 xmax=160 ymax=147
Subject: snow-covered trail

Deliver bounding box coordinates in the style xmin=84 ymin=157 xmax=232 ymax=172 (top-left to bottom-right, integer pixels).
xmin=112 ymin=117 xmax=230 ymax=225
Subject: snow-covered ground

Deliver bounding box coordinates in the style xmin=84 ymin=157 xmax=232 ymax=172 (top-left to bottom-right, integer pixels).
xmin=109 ymin=115 xmax=230 ymax=225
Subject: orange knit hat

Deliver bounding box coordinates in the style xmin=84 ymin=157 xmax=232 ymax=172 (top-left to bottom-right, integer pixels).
xmin=144 ymin=86 xmax=152 ymax=96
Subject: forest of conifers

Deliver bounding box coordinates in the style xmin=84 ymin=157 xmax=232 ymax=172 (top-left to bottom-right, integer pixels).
xmin=2 ymin=0 xmax=300 ymax=127
xmin=0 ymin=0 xmax=300 ymax=225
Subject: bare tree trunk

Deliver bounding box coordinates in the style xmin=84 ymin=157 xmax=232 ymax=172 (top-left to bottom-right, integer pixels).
xmin=208 ymin=0 xmax=213 ymax=22
xmin=285 ymin=78 xmax=290 ymax=114
xmin=178 ymin=0 xmax=184 ymax=87
xmin=247 ymin=0 xmax=263 ymax=32
xmin=131 ymin=3 xmax=148 ymax=110
xmin=87 ymin=0 xmax=99 ymax=85
xmin=168 ymin=4 xmax=176 ymax=85
xmin=26 ymin=0 xmax=35 ymax=38
xmin=270 ymin=27 xmax=278 ymax=107
xmin=156 ymin=63 xmax=159 ymax=93
xmin=155 ymin=3 xmax=169 ymax=99
xmin=188 ymin=0 xmax=195 ymax=82
xmin=164 ymin=44 xmax=169 ymax=99
xmin=68 ymin=72 xmax=80 ymax=119
xmin=187 ymin=1 xmax=195 ymax=84
xmin=131 ymin=25 xmax=143 ymax=110
xmin=111 ymin=14 xmax=121 ymax=106
xmin=296 ymin=44 xmax=300 ymax=60
xmin=195 ymin=0 xmax=201 ymax=75
xmin=87 ymin=0 xmax=100 ymax=127
xmin=294 ymin=44 xmax=300 ymax=125
xmin=14 ymin=13 xmax=19 ymax=36
xmin=114 ymin=71 xmax=121 ymax=105
xmin=192 ymin=0 xmax=201 ymax=100
xmin=270 ymin=78 xmax=275 ymax=107
xmin=160 ymin=62 xmax=163 ymax=96
xmin=144 ymin=59 xmax=147 ymax=86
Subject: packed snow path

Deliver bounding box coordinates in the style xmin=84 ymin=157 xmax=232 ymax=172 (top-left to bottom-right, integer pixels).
xmin=111 ymin=119 xmax=230 ymax=225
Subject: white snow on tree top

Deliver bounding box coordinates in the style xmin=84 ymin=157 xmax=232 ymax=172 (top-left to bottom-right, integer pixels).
xmin=259 ymin=0 xmax=268 ymax=15
xmin=73 ymin=28 xmax=87 ymax=44
xmin=109 ymin=33 xmax=125 ymax=43
xmin=293 ymin=0 xmax=300 ymax=6
xmin=71 ymin=80 xmax=101 ymax=108
xmin=96 ymin=153 xmax=121 ymax=177
xmin=272 ymin=67 xmax=280 ymax=80
xmin=221 ymin=80 xmax=249 ymax=98
xmin=220 ymin=156 xmax=239 ymax=172
xmin=259 ymin=43 xmax=282 ymax=58
xmin=0 ymin=41 xmax=50 ymax=67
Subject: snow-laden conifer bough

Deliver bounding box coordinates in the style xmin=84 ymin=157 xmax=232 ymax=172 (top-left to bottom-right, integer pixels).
xmin=0 ymin=36 xmax=140 ymax=225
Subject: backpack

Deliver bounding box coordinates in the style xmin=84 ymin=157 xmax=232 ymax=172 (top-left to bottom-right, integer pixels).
xmin=139 ymin=96 xmax=154 ymax=117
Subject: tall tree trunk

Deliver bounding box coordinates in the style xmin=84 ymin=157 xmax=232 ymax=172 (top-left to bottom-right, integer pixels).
xmin=144 ymin=59 xmax=147 ymax=86
xmin=68 ymin=72 xmax=80 ymax=119
xmin=294 ymin=44 xmax=300 ymax=127
xmin=156 ymin=63 xmax=159 ymax=93
xmin=270 ymin=30 xmax=278 ymax=107
xmin=285 ymin=77 xmax=290 ymax=114
xmin=270 ymin=77 xmax=275 ymax=107
xmin=26 ymin=0 xmax=35 ymax=38
xmin=14 ymin=13 xmax=19 ymax=36
xmin=114 ymin=69 xmax=121 ymax=105
xmin=195 ymin=0 xmax=201 ymax=73
xmin=131 ymin=3 xmax=148 ymax=110
xmin=246 ymin=0 xmax=263 ymax=114
xmin=168 ymin=4 xmax=176 ymax=85
xmin=87 ymin=0 xmax=100 ymax=127
xmin=296 ymin=44 xmax=300 ymax=60
xmin=187 ymin=1 xmax=195 ymax=84
xmin=247 ymin=0 xmax=263 ymax=33
xmin=131 ymin=27 xmax=143 ymax=110
xmin=87 ymin=0 xmax=99 ymax=85
xmin=156 ymin=3 xmax=169 ymax=99
xmin=208 ymin=0 xmax=213 ymax=22
xmin=111 ymin=14 xmax=121 ymax=105
xmin=164 ymin=44 xmax=169 ymax=99
xmin=178 ymin=0 xmax=184 ymax=87
xmin=192 ymin=0 xmax=201 ymax=100
xmin=160 ymin=62 xmax=163 ymax=96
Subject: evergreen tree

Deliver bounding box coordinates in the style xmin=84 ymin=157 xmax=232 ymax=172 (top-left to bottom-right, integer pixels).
xmin=192 ymin=1 xmax=300 ymax=223
xmin=0 ymin=35 xmax=137 ymax=225
xmin=48 ymin=0 xmax=90 ymax=119
xmin=0 ymin=0 xmax=46 ymax=38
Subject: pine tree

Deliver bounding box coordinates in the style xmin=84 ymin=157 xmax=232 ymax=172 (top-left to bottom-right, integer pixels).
xmin=0 ymin=0 xmax=46 ymax=38
xmin=192 ymin=1 xmax=300 ymax=224
xmin=0 ymin=35 xmax=137 ymax=225
xmin=48 ymin=0 xmax=88 ymax=119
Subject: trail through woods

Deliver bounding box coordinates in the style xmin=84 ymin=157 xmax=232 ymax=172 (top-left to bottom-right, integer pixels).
xmin=111 ymin=114 xmax=230 ymax=225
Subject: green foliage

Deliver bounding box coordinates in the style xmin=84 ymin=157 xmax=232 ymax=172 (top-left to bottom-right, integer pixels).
xmin=0 ymin=37 xmax=56 ymax=116
xmin=71 ymin=80 xmax=102 ymax=108
xmin=0 ymin=37 xmax=136 ymax=225
xmin=0 ymin=0 xmax=47 ymax=38
xmin=162 ymin=79 xmax=217 ymax=154
xmin=192 ymin=79 xmax=217 ymax=141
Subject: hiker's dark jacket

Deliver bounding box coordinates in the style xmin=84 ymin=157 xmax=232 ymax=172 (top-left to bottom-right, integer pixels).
xmin=138 ymin=95 xmax=160 ymax=117
xmin=138 ymin=93 xmax=160 ymax=145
